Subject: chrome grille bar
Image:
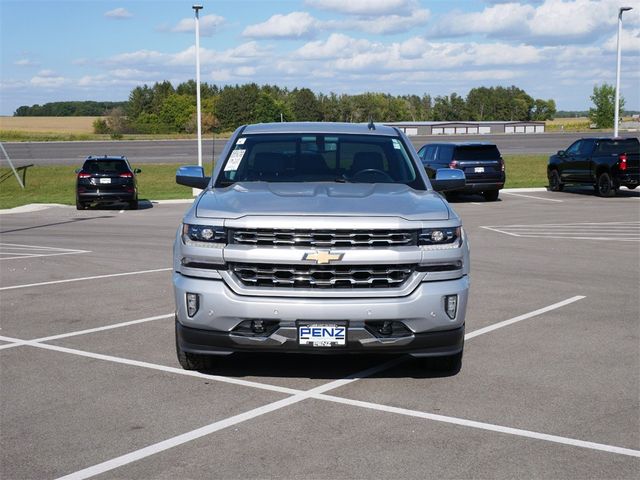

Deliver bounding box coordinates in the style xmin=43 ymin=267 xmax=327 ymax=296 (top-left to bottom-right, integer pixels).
xmin=231 ymin=263 xmax=415 ymax=289
xmin=231 ymin=229 xmax=417 ymax=247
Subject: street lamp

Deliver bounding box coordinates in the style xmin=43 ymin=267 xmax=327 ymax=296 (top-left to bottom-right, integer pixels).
xmin=192 ymin=4 xmax=203 ymax=196
xmin=614 ymin=6 xmax=632 ymax=138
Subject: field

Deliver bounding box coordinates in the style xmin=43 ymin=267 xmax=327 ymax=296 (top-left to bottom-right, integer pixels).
xmin=0 ymin=116 xmax=100 ymax=133
xmin=545 ymin=116 xmax=591 ymax=132
xmin=0 ymin=156 xmax=545 ymax=210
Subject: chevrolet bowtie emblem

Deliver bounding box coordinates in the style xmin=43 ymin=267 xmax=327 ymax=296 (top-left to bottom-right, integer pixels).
xmin=303 ymin=251 xmax=344 ymax=265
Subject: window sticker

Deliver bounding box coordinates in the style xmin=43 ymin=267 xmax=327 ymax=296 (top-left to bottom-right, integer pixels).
xmin=224 ymin=149 xmax=245 ymax=171
xmin=236 ymin=137 xmax=246 ymax=145
xmin=392 ymin=139 xmax=402 ymax=150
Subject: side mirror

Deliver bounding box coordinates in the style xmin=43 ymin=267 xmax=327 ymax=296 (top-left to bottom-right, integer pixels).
xmin=134 ymin=168 xmax=142 ymax=174
xmin=557 ymin=150 xmax=565 ymax=156
xmin=431 ymin=168 xmax=465 ymax=192
xmin=176 ymin=165 xmax=210 ymax=189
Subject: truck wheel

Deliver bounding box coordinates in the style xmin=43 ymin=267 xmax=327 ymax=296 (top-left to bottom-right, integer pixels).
xmin=596 ymin=172 xmax=615 ymax=197
xmin=175 ymin=326 xmax=213 ymax=371
xmin=482 ymin=190 xmax=499 ymax=201
xmin=548 ymin=170 xmax=564 ymax=192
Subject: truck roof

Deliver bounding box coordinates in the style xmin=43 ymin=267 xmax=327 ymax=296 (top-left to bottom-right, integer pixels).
xmin=242 ymin=122 xmax=400 ymax=136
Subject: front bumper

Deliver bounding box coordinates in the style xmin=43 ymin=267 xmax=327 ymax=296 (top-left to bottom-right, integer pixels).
xmin=174 ymin=272 xmax=468 ymax=357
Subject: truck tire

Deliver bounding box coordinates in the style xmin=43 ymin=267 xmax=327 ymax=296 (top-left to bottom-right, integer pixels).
xmin=482 ymin=190 xmax=499 ymax=201
xmin=175 ymin=324 xmax=213 ymax=371
xmin=548 ymin=169 xmax=564 ymax=192
xmin=596 ymin=172 xmax=615 ymax=197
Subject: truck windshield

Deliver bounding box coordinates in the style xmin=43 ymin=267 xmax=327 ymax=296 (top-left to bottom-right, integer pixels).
xmin=216 ymin=134 xmax=424 ymax=189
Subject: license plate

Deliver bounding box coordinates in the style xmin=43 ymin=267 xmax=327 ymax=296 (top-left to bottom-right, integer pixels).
xmin=474 ymin=167 xmax=485 ymax=173
xmin=298 ymin=323 xmax=346 ymax=347
xmin=99 ymin=178 xmax=111 ymax=184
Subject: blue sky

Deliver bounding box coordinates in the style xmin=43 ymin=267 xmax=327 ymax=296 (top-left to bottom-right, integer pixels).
xmin=1 ymin=0 xmax=639 ymax=115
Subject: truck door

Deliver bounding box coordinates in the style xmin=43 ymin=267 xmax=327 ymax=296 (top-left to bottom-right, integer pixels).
xmin=575 ymin=139 xmax=596 ymax=182
xmin=561 ymin=140 xmax=582 ymax=181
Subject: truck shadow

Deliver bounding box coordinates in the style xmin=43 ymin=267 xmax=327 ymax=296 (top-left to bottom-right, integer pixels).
xmin=549 ymin=186 xmax=639 ymax=197
xmin=196 ymin=353 xmax=460 ymax=379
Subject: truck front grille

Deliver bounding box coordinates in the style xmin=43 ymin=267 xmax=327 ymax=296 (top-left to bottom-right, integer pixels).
xmin=230 ymin=229 xmax=417 ymax=247
xmin=231 ymin=263 xmax=415 ymax=289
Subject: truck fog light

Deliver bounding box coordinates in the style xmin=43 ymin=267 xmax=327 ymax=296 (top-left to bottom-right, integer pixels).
xmin=445 ymin=295 xmax=458 ymax=319
xmin=186 ymin=293 xmax=199 ymax=317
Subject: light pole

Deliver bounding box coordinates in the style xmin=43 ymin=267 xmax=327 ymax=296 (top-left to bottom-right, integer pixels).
xmin=614 ymin=6 xmax=632 ymax=138
xmin=193 ymin=4 xmax=203 ymax=196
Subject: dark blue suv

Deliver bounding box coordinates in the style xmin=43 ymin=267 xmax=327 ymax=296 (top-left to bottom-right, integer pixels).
xmin=417 ymin=143 xmax=505 ymax=201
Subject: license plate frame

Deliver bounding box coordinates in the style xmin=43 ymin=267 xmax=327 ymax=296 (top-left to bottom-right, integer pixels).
xmin=297 ymin=321 xmax=347 ymax=348
xmin=474 ymin=167 xmax=485 ymax=173
xmin=99 ymin=177 xmax=112 ymax=184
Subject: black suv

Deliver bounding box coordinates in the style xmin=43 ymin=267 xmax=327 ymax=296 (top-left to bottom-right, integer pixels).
xmin=75 ymin=156 xmax=140 ymax=210
xmin=417 ymin=143 xmax=505 ymax=201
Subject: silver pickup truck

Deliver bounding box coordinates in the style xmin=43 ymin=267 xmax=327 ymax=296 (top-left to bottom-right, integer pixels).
xmin=173 ymin=122 xmax=469 ymax=372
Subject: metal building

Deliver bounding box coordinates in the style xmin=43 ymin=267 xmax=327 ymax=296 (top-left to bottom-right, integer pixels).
xmin=384 ymin=121 xmax=545 ymax=136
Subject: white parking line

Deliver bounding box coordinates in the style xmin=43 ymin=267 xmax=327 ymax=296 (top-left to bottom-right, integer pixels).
xmin=55 ymin=357 xmax=406 ymax=480
xmin=0 ymin=313 xmax=174 ymax=351
xmin=465 ymin=296 xmax=585 ymax=340
xmin=481 ymin=222 xmax=640 ymax=242
xmin=0 ymin=267 xmax=172 ymax=291
xmin=0 ymin=295 xmax=583 ymax=479
xmin=312 ymin=394 xmax=640 ymax=458
xmin=501 ymin=192 xmax=563 ymax=203
xmin=0 ymin=242 xmax=90 ymax=261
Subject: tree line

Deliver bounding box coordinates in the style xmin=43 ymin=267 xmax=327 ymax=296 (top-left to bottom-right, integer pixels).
xmin=14 ymin=101 xmax=127 ymax=116
xmin=13 ymin=81 xmax=558 ymax=134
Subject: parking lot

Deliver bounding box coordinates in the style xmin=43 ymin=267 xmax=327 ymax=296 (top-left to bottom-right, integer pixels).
xmin=1 ymin=187 xmax=639 ymax=479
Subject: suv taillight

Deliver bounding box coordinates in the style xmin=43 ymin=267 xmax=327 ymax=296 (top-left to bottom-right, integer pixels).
xmin=119 ymin=172 xmax=133 ymax=178
xmin=619 ymin=153 xmax=628 ymax=171
xmin=449 ymin=160 xmax=458 ymax=169
xmin=77 ymin=172 xmax=91 ymax=178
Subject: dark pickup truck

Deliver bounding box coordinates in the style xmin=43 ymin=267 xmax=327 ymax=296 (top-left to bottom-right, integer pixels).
xmin=547 ymin=137 xmax=640 ymax=196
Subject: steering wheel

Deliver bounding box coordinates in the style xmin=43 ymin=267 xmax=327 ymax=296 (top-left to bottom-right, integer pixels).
xmin=351 ymin=169 xmax=394 ymax=183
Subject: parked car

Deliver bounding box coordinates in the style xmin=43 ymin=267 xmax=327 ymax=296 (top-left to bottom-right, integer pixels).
xmin=417 ymin=143 xmax=505 ymax=201
xmin=547 ymin=137 xmax=639 ymax=196
xmin=75 ymin=156 xmax=140 ymax=209
xmin=172 ymin=122 xmax=469 ymax=373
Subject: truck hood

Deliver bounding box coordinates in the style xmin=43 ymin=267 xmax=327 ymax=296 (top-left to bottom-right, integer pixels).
xmin=195 ymin=182 xmax=450 ymax=221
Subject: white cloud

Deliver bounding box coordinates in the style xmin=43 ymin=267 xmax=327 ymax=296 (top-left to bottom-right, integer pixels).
xmin=432 ymin=0 xmax=640 ymax=44
xmin=104 ymin=7 xmax=132 ymax=20
xmin=432 ymin=3 xmax=535 ymax=37
xmin=327 ymin=8 xmax=430 ymax=34
xmin=294 ymin=33 xmax=372 ymax=60
xmin=14 ymin=58 xmax=37 ymax=67
xmin=305 ymin=0 xmax=416 ymax=16
xmin=171 ymin=14 xmax=225 ymax=36
xmin=603 ymin=28 xmax=640 ymax=54
xmin=242 ymin=12 xmax=319 ymax=39
xmin=30 ymin=70 xmax=68 ymax=88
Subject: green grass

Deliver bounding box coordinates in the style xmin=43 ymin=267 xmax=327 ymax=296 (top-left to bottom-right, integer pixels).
xmin=0 ymin=163 xmax=213 ymax=209
xmin=503 ymin=154 xmax=548 ymax=188
xmin=0 ymin=155 xmax=547 ymax=210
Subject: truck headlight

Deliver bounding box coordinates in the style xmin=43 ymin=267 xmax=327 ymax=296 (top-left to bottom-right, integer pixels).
xmin=419 ymin=227 xmax=461 ymax=249
xmin=182 ymin=224 xmax=227 ymax=246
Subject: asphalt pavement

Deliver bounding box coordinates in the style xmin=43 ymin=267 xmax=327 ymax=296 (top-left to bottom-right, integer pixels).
xmin=4 ymin=131 xmax=639 ymax=166
xmin=0 ymin=187 xmax=638 ymax=479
